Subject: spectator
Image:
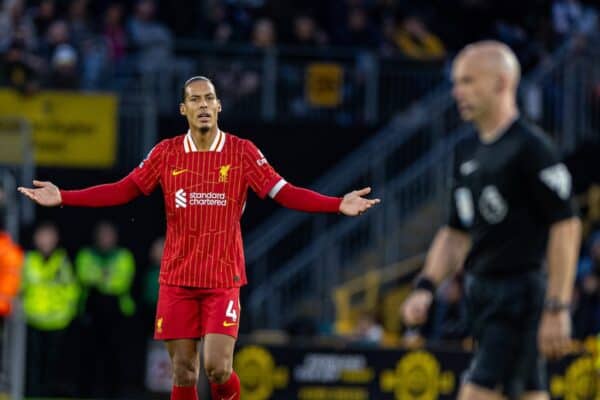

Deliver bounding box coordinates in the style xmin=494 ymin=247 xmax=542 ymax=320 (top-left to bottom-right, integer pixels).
xmin=0 ymin=0 xmax=37 ymax=51
xmin=201 ymin=2 xmax=235 ymax=44
xmin=0 ymin=229 xmax=23 ymax=318
xmin=127 ymin=0 xmax=173 ymax=73
xmin=39 ymin=20 xmax=72 ymax=65
xmin=103 ymin=2 xmax=127 ymax=64
xmin=22 ymin=222 xmax=79 ymax=397
xmin=336 ymin=7 xmax=380 ymax=48
xmin=67 ymin=0 xmax=93 ymax=49
xmin=68 ymin=0 xmax=107 ymax=89
xmin=48 ymin=43 xmax=80 ymax=89
xmin=214 ymin=22 xmax=234 ymax=44
xmin=288 ymin=13 xmax=328 ymax=48
xmin=390 ymin=14 xmax=446 ymax=61
xmin=251 ymin=17 xmax=276 ymax=49
xmin=0 ymin=39 xmax=43 ymax=94
xmin=552 ymin=0 xmax=598 ymax=43
xmin=29 ymin=0 xmax=56 ymax=39
xmin=75 ymin=221 xmax=136 ymax=397
xmin=348 ymin=310 xmax=384 ymax=346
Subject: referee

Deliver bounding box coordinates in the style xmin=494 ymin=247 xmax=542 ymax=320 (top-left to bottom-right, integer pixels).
xmin=402 ymin=41 xmax=581 ymax=400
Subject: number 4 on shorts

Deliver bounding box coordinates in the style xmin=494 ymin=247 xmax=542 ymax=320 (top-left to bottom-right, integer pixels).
xmin=226 ymin=300 xmax=237 ymax=322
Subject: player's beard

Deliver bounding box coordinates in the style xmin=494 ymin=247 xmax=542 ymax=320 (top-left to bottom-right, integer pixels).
xmin=199 ymin=126 xmax=210 ymax=134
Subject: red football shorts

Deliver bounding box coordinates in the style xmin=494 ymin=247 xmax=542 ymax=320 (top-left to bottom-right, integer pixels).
xmin=154 ymin=284 xmax=241 ymax=340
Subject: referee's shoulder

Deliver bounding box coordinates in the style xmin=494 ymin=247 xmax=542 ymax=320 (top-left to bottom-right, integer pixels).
xmin=516 ymin=118 xmax=557 ymax=153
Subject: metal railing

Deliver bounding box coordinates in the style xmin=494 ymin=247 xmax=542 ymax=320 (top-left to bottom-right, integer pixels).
xmin=118 ymin=94 xmax=158 ymax=170
xmin=0 ymin=117 xmax=32 ymax=400
xmin=130 ymin=41 xmax=446 ymax=124
xmin=244 ymin=39 xmax=600 ymax=330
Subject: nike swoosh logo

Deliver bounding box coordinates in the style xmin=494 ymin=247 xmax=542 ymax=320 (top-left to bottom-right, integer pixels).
xmin=172 ymin=169 xmax=188 ymax=176
xmin=223 ymin=321 xmax=238 ymax=327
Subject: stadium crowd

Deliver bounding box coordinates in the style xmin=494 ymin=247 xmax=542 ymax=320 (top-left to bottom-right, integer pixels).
xmin=1 ymin=0 xmax=598 ymax=94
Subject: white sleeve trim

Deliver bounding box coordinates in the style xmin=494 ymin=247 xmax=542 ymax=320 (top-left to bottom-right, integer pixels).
xmin=268 ymin=179 xmax=287 ymax=199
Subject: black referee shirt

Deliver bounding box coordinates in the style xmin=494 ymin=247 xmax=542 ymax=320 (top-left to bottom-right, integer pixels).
xmin=448 ymin=117 xmax=576 ymax=277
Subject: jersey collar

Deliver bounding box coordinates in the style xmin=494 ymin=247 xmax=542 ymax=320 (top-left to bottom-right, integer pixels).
xmin=184 ymin=130 xmax=226 ymax=153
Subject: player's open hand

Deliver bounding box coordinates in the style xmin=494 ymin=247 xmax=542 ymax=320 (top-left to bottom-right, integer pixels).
xmin=339 ymin=187 xmax=381 ymax=216
xmin=538 ymin=309 xmax=572 ymax=359
xmin=17 ymin=180 xmax=62 ymax=207
xmin=401 ymin=290 xmax=433 ymax=326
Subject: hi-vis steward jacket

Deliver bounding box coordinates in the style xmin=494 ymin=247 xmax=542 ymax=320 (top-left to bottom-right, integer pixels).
xmin=0 ymin=232 xmax=23 ymax=316
xmin=22 ymin=249 xmax=80 ymax=330
xmin=75 ymin=247 xmax=136 ymax=316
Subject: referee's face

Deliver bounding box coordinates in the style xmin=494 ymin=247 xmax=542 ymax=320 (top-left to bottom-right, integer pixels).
xmin=452 ymin=55 xmax=496 ymax=122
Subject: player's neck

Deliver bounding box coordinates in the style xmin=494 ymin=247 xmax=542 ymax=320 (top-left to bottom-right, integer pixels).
xmin=189 ymin=127 xmax=219 ymax=151
xmin=476 ymin=104 xmax=519 ymax=144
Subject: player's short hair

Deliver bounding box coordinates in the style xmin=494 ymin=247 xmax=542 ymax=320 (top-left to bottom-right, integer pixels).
xmin=181 ymin=76 xmax=216 ymax=101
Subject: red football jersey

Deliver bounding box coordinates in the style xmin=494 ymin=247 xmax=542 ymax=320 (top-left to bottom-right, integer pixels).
xmin=130 ymin=130 xmax=284 ymax=288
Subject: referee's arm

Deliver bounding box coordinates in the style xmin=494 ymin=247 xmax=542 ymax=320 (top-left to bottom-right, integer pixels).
xmin=546 ymin=217 xmax=581 ymax=308
xmin=421 ymin=226 xmax=471 ymax=285
xmin=539 ymin=216 xmax=581 ymax=359
xmin=524 ymin=136 xmax=581 ymax=359
xmin=402 ymin=226 xmax=470 ymax=326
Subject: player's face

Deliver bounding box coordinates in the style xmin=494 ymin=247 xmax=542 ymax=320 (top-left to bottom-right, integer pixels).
xmin=180 ymin=80 xmax=222 ymax=133
xmin=451 ymin=56 xmax=496 ymax=122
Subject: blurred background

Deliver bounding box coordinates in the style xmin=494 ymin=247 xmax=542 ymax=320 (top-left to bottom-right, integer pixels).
xmin=0 ymin=0 xmax=599 ymax=399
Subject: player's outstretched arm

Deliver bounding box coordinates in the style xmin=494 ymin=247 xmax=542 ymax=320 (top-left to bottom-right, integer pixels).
xmin=271 ymin=183 xmax=380 ymax=214
xmin=18 ymin=180 xmax=61 ymax=207
xmin=18 ymin=175 xmax=142 ymax=208
xmin=339 ymin=187 xmax=381 ymax=216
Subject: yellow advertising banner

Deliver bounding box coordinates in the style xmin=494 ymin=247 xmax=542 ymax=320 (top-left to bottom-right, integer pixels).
xmin=305 ymin=63 xmax=344 ymax=107
xmin=0 ymin=89 xmax=117 ymax=168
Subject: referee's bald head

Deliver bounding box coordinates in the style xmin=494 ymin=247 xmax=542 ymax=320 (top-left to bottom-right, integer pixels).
xmin=455 ymin=40 xmax=521 ymax=91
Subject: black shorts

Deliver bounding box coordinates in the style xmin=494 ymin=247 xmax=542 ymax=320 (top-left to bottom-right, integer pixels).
xmin=463 ymin=271 xmax=547 ymax=398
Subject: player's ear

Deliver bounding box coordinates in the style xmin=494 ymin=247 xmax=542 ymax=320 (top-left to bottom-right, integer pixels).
xmin=217 ymin=100 xmax=222 ymax=113
xmin=179 ymin=103 xmax=186 ymax=116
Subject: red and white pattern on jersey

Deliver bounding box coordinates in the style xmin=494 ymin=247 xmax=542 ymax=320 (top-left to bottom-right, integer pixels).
xmin=130 ymin=130 xmax=283 ymax=288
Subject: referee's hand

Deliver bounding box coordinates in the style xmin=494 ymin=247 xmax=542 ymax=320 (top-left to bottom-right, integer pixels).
xmin=538 ymin=309 xmax=572 ymax=359
xmin=401 ymin=290 xmax=433 ymax=326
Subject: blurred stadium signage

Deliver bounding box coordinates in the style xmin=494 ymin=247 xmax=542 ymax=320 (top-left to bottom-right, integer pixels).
xmin=0 ymin=117 xmax=29 ymax=165
xmin=0 ymin=89 xmax=117 ymax=168
xmin=305 ymin=63 xmax=344 ymax=107
xmin=229 ymin=343 xmax=597 ymax=400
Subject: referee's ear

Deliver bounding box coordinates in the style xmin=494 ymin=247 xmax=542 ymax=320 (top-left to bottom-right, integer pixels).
xmin=496 ymin=74 xmax=510 ymax=94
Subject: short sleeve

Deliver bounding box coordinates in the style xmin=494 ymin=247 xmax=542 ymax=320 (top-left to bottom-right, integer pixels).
xmin=446 ymin=141 xmax=472 ymax=232
xmin=521 ymin=134 xmax=576 ymax=224
xmin=448 ymin=187 xmax=470 ymax=232
xmin=242 ymin=140 xmax=284 ymax=199
xmin=130 ymin=140 xmax=167 ymax=195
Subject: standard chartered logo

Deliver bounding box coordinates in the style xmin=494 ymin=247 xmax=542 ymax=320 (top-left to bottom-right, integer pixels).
xmin=175 ymin=189 xmax=187 ymax=208
xmin=175 ymin=189 xmax=227 ymax=208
